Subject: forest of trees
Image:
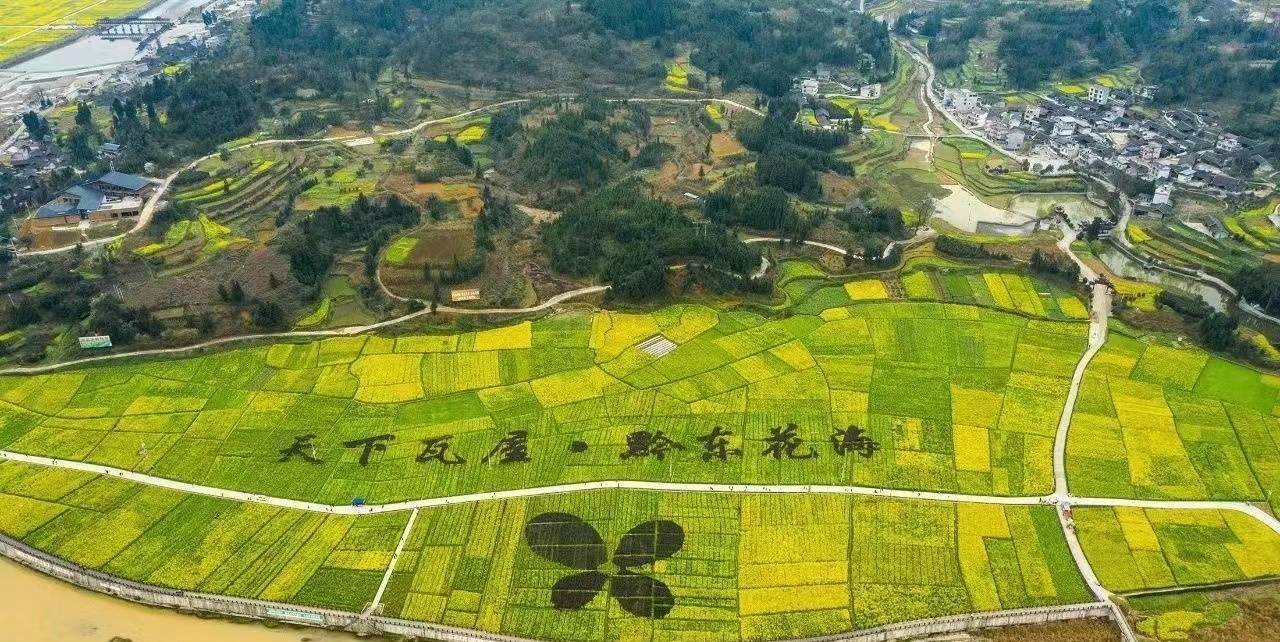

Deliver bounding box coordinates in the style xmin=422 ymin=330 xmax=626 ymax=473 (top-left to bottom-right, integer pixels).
xmin=737 ymin=103 xmax=851 ymax=199
xmin=517 ymin=105 xmax=623 ymax=188
xmin=1233 ymin=263 xmax=1280 ymax=316
xmin=100 ymin=0 xmax=894 ymax=175
xmin=279 ymin=194 xmax=420 ymax=286
xmin=704 ymin=186 xmax=799 ymax=233
xmin=582 ymin=0 xmax=893 ymax=95
xmin=543 ymin=183 xmax=760 ymax=300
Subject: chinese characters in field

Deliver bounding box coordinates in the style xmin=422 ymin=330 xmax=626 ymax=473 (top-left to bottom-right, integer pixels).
xmin=276 ymin=423 xmax=880 ymax=467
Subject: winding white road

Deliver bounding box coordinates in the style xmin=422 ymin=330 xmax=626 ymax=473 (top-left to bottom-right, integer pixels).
xmin=743 ymin=226 xmax=936 ymax=262
xmin=4 ymin=64 xmax=1275 ymax=642
xmin=0 ymin=283 xmax=612 ymax=376
xmin=2 ymin=447 xmax=1278 ymax=533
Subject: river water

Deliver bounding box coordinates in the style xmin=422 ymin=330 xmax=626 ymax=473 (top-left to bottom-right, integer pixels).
xmin=0 ymin=557 xmax=363 ymax=642
xmin=1096 ymin=244 xmax=1227 ymax=311
xmin=7 ymin=0 xmax=213 ymax=74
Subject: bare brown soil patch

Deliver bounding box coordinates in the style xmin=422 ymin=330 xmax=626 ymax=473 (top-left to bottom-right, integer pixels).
xmin=710 ymin=132 xmax=747 ymax=159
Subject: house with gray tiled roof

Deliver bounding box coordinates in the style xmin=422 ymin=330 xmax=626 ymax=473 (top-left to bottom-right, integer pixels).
xmin=31 ymin=171 xmax=154 ymax=229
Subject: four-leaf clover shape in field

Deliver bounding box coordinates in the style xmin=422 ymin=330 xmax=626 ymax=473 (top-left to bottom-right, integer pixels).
xmin=523 ymin=512 xmax=685 ymax=619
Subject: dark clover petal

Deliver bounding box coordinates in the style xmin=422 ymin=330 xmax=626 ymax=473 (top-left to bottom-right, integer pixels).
xmin=524 ymin=512 xmax=607 ymax=570
xmin=610 ymin=570 xmax=675 ymax=619
xmin=612 ymin=520 xmax=684 ymax=568
xmin=550 ymin=570 xmax=608 ymax=610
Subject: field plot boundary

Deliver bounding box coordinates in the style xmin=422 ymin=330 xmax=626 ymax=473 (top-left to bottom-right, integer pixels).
xmin=1119 ymin=575 xmax=1280 ymax=600
xmin=0 ymin=525 xmax=1113 ymax=642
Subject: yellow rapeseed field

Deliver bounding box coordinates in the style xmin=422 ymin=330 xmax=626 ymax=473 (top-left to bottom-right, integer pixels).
xmin=844 ymin=278 xmax=889 ymax=300
xmin=0 ymin=0 xmax=150 ymax=64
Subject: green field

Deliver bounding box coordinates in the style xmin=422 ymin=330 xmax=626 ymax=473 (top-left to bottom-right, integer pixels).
xmin=1075 ymin=506 xmax=1280 ymax=593
xmin=1065 ymin=330 xmax=1280 ymax=512
xmin=1126 ymin=581 xmax=1280 ymax=641
xmin=0 ymin=301 xmax=1089 ymax=503
xmin=0 ymin=459 xmax=408 ymax=612
xmin=777 ymin=259 xmax=1089 ymax=323
xmin=3 ymin=287 xmax=1280 ymax=637
xmin=0 ymin=457 xmax=1091 ymax=638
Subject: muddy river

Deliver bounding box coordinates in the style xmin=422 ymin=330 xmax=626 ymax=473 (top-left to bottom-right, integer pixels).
xmin=0 ymin=557 xmax=363 ymax=642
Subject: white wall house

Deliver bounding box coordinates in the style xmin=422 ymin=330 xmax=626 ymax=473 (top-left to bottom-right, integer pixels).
xmin=1152 ymin=182 xmax=1173 ymax=205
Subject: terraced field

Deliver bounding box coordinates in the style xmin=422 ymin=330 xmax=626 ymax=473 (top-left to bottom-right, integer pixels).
xmin=778 ymin=259 xmax=1089 ymax=323
xmin=176 ymin=147 xmax=307 ymax=229
xmin=933 ymin=138 xmax=1085 ymax=209
xmin=1224 ymin=200 xmax=1280 ymax=253
xmin=1126 ymin=219 xmax=1258 ymax=278
xmin=829 ymin=53 xmax=917 ymax=133
xmin=132 ymin=214 xmax=251 ymax=275
xmin=175 ymin=143 xmax=390 ymax=228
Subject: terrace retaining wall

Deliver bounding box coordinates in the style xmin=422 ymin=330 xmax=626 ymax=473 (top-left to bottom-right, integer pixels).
xmin=0 ymin=531 xmax=1113 ymax=642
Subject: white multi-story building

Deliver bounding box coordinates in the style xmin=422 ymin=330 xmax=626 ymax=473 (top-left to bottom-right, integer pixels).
xmin=943 ymin=88 xmax=980 ymax=112
xmin=1052 ymin=117 xmax=1078 ymax=138
xmin=1152 ymin=182 xmax=1174 ymax=205
xmin=1088 ymin=85 xmax=1111 ymax=104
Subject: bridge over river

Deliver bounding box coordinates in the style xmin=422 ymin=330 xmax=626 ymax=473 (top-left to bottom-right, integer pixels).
xmin=97 ymin=18 xmax=175 ymax=39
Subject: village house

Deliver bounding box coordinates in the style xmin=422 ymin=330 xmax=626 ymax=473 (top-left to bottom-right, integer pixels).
xmin=1004 ymin=129 xmax=1026 ymax=151
xmin=1088 ymin=85 xmax=1111 ymax=105
xmin=30 ymin=171 xmax=154 ymax=229
xmin=1152 ymin=182 xmax=1174 ymax=205
xmin=943 ymin=88 xmax=980 ymax=113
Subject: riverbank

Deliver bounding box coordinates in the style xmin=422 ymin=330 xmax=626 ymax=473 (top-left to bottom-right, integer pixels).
xmin=0 ymin=556 xmax=360 ymax=642
xmin=0 ymin=0 xmax=168 ymax=71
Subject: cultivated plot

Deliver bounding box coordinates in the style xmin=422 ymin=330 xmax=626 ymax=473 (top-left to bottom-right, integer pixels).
xmin=1065 ymin=331 xmax=1280 ymax=513
xmin=0 ymin=302 xmax=1089 ymax=503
